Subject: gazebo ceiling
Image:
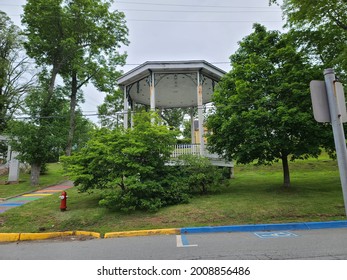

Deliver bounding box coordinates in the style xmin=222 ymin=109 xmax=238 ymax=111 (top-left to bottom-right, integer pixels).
xmin=117 ymin=60 xmax=226 ymax=108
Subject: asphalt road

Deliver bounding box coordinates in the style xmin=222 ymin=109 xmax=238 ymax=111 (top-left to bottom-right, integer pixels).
xmin=1 ymin=228 xmax=347 ymax=260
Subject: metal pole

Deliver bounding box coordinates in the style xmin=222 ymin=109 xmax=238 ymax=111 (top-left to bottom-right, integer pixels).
xmin=324 ymin=68 xmax=347 ymax=216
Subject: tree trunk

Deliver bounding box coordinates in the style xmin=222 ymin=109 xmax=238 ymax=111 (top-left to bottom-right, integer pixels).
xmin=43 ymin=65 xmax=60 ymax=109
xmin=281 ymin=153 xmax=290 ymax=188
xmin=65 ymin=71 xmax=78 ymax=156
xmin=30 ymin=162 xmax=41 ymax=186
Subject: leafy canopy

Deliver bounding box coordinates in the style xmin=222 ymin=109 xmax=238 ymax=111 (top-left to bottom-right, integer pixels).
xmin=7 ymin=86 xmax=68 ymax=166
xmin=64 ymin=112 xmax=228 ymax=212
xmin=63 ymin=112 xmax=179 ymax=192
xmin=207 ymin=24 xmax=333 ymax=187
xmin=22 ymin=0 xmax=129 ymax=92
xmin=269 ymin=0 xmax=347 ymax=79
xmin=0 ymin=11 xmax=36 ymax=132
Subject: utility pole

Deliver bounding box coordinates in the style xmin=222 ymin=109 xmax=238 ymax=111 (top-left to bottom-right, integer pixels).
xmin=324 ymin=68 xmax=347 ymax=216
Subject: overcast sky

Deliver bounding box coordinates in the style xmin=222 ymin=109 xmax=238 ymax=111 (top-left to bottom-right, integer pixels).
xmin=1 ymin=0 xmax=284 ymax=123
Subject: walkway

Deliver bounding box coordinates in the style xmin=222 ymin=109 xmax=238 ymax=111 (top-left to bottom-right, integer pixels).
xmin=0 ymin=181 xmax=73 ymax=214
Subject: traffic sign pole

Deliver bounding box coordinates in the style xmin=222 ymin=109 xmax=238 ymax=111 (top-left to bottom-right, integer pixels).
xmin=324 ymin=68 xmax=347 ymax=216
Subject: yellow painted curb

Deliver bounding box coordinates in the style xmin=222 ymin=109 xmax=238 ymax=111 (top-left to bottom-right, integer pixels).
xmin=74 ymin=231 xmax=101 ymax=238
xmin=0 ymin=231 xmax=101 ymax=242
xmin=0 ymin=233 xmax=20 ymax=242
xmin=104 ymin=228 xmax=180 ymax=239
xmin=0 ymin=229 xmax=177 ymax=242
xmin=19 ymin=231 xmax=74 ymax=241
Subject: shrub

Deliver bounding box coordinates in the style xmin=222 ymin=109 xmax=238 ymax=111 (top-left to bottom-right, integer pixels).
xmin=176 ymin=154 xmax=225 ymax=194
xmin=63 ymin=112 xmax=191 ymax=212
xmin=99 ymin=175 xmax=190 ymax=212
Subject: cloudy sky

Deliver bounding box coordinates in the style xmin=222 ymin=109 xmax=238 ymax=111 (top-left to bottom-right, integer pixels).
xmin=1 ymin=0 xmax=284 ymax=123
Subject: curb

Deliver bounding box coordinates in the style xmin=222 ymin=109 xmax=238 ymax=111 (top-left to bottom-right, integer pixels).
xmin=0 ymin=231 xmax=100 ymax=242
xmin=104 ymin=228 xmax=180 ymax=238
xmin=180 ymin=220 xmax=347 ymax=234
xmin=1 ymin=220 xmax=346 ymax=243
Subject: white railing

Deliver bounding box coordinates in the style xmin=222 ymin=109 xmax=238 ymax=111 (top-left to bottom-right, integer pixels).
xmin=171 ymin=144 xmax=201 ymax=158
xmin=171 ymin=144 xmax=221 ymax=158
xmin=170 ymin=144 xmax=233 ymax=167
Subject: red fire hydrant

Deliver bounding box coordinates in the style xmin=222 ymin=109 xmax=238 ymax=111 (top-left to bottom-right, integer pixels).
xmin=59 ymin=191 xmax=68 ymax=211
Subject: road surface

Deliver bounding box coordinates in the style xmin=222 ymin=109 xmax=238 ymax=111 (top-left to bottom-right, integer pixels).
xmin=1 ymin=228 xmax=347 ymax=260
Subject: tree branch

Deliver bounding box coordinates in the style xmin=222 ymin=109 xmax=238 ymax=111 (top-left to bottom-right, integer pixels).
xmin=327 ymin=10 xmax=347 ymax=31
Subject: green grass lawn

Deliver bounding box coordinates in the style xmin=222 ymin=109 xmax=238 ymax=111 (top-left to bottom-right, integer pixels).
xmin=0 ymin=163 xmax=66 ymax=199
xmin=0 ymin=156 xmax=345 ymax=234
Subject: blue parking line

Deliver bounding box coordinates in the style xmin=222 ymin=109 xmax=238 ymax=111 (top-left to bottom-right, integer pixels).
xmin=181 ymin=234 xmax=190 ymax=246
xmin=181 ymin=220 xmax=347 ymax=234
xmin=176 ymin=235 xmax=198 ymax=247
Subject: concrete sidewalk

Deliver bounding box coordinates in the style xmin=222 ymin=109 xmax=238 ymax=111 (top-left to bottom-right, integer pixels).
xmin=0 ymin=181 xmax=73 ymax=214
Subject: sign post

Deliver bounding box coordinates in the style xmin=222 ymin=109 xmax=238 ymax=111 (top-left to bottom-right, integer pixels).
xmin=323 ymin=69 xmax=347 ymax=216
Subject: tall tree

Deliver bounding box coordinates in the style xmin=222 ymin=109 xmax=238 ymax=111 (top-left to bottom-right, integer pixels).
xmin=22 ymin=0 xmax=129 ymax=155
xmin=7 ymin=82 xmax=69 ymax=185
xmin=269 ymin=0 xmax=347 ymax=78
xmin=22 ymin=0 xmax=66 ymax=105
xmin=207 ymin=24 xmax=333 ymax=188
xmin=0 ymin=11 xmax=36 ymax=132
xmin=61 ymin=0 xmax=129 ymax=156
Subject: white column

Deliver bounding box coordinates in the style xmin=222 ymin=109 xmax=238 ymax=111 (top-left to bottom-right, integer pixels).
xmin=190 ymin=107 xmax=195 ymax=144
xmin=123 ymin=86 xmax=128 ymax=129
xmin=197 ymin=72 xmax=205 ymax=155
xmin=150 ymin=71 xmax=156 ymax=111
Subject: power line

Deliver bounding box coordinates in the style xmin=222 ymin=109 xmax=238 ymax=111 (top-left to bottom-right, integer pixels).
xmin=118 ymin=8 xmax=280 ymax=14
xmin=4 ymin=14 xmax=282 ymax=23
xmin=126 ymin=19 xmax=282 ymax=23
xmin=0 ymin=1 xmax=281 ymax=10
xmin=116 ymin=1 xmax=281 ymax=10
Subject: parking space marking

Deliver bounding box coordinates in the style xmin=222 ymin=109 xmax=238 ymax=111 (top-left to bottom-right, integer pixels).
xmin=176 ymin=235 xmax=198 ymax=247
xmin=254 ymin=231 xmax=299 ymax=239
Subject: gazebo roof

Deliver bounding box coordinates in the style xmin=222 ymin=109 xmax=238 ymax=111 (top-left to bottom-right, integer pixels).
xmin=117 ymin=60 xmax=226 ymax=108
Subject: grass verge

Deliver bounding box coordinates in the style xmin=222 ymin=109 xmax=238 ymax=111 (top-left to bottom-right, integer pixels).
xmin=0 ymin=156 xmax=345 ymax=235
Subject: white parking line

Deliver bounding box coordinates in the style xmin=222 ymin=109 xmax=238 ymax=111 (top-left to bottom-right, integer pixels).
xmin=176 ymin=235 xmax=198 ymax=247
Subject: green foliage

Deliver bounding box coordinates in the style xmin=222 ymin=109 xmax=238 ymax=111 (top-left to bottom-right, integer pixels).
xmin=97 ymin=89 xmax=124 ymax=129
xmin=176 ymin=155 xmax=225 ymax=194
xmin=22 ymin=0 xmax=129 ymax=92
xmin=99 ymin=176 xmax=190 ymax=212
xmin=207 ymin=24 xmax=334 ymax=187
xmin=6 ymin=83 xmax=70 ymax=185
xmin=270 ymin=0 xmax=347 ymax=80
xmin=7 ymin=87 xmax=67 ymax=166
xmin=63 ymin=112 xmax=190 ymax=212
xmin=160 ymin=108 xmax=190 ymax=129
xmin=64 ymin=112 xmax=231 ymax=212
xmin=22 ymin=0 xmax=129 ymax=155
xmin=0 ymin=11 xmax=36 ymax=132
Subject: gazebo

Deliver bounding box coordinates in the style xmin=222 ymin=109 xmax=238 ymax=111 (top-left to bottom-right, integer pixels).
xmin=117 ymin=60 xmax=233 ymax=173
